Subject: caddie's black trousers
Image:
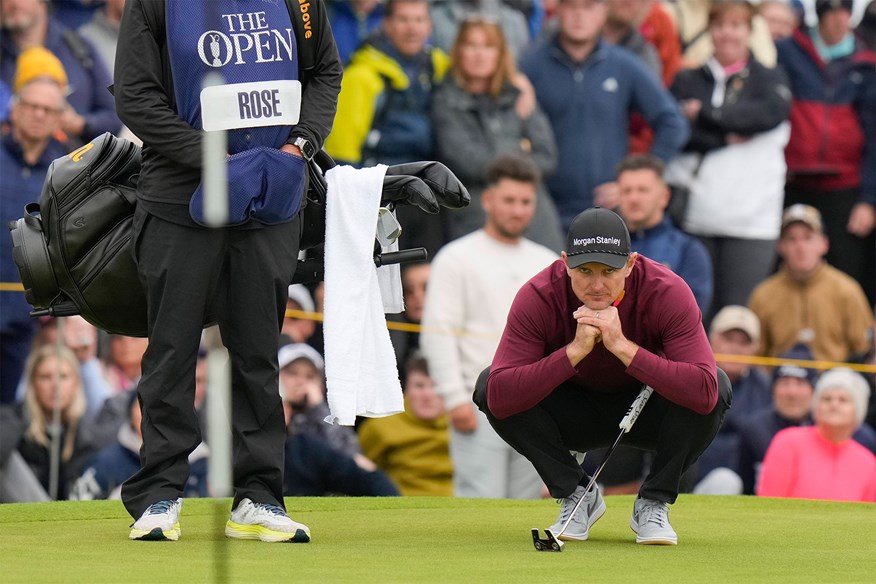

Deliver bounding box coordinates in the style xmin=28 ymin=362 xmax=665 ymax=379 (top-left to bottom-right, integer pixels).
xmin=473 ymin=367 xmax=732 ymax=504
xmin=122 ymin=210 xmax=301 ymax=519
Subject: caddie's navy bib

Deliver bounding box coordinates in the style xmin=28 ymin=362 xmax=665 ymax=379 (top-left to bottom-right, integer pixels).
xmin=166 ymin=0 xmax=301 ymax=154
xmin=167 ymin=0 xmax=308 ymax=226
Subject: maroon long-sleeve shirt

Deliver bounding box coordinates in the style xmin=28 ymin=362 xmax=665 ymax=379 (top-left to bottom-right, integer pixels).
xmin=487 ymin=257 xmax=718 ymax=419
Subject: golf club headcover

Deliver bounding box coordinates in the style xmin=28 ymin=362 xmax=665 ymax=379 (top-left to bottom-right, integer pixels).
xmin=381 ymin=173 xmax=441 ymax=214
xmin=384 ymin=161 xmax=471 ymax=210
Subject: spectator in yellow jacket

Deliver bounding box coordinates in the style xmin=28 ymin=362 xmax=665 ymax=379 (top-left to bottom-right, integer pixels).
xmin=358 ymin=353 xmax=453 ymax=496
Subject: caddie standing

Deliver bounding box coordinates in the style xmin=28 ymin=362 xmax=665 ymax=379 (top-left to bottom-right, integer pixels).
xmin=114 ymin=0 xmax=341 ymax=542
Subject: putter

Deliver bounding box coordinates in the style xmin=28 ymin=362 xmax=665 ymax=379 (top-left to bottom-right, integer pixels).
xmin=531 ymin=385 xmax=654 ymax=552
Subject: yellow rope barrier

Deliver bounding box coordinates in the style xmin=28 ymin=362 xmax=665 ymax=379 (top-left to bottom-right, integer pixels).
xmin=285 ymin=308 xmax=876 ymax=374
xmin=709 ymin=353 xmax=876 ymax=375
xmin=4 ymin=285 xmax=873 ymax=374
xmin=286 ymin=309 xmax=324 ymax=322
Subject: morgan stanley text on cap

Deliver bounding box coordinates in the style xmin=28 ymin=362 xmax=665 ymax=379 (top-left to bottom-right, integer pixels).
xmin=565 ymin=207 xmax=631 ymax=269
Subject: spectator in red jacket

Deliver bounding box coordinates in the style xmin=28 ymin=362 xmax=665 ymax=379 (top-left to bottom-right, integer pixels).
xmin=776 ymin=0 xmax=876 ymax=305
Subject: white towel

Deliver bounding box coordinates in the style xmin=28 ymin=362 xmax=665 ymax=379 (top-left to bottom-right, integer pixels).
xmin=323 ymin=164 xmax=404 ymax=426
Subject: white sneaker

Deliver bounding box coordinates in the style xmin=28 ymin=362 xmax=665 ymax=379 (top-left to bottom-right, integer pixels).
xmin=630 ymin=497 xmax=677 ymax=545
xmin=225 ymin=498 xmax=310 ymax=543
xmin=548 ymin=484 xmax=606 ymax=541
xmin=129 ymin=498 xmax=183 ymax=541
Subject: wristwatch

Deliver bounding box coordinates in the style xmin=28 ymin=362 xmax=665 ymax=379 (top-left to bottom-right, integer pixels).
xmin=292 ymin=136 xmax=316 ymax=161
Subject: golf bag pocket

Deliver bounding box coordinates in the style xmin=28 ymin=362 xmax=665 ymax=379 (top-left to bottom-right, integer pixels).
xmin=189 ymin=146 xmax=307 ymax=227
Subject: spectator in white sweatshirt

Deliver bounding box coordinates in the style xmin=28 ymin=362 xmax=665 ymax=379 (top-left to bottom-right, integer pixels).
xmin=420 ymin=153 xmax=556 ymax=498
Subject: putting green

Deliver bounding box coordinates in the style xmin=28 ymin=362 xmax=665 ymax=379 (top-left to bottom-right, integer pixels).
xmin=1 ymin=495 xmax=873 ymax=583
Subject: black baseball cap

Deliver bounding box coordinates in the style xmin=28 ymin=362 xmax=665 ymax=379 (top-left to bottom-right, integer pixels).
xmin=816 ymin=0 xmax=852 ymax=18
xmin=772 ymin=344 xmax=818 ymax=388
xmin=565 ymin=207 xmax=631 ymax=269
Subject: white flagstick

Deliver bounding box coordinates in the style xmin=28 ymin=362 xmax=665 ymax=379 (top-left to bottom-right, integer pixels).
xmin=202 ymin=72 xmax=228 ymax=228
xmin=208 ymin=346 xmax=231 ymax=584
xmin=202 ymin=72 xmax=231 ymax=497
xmin=206 ymin=349 xmax=232 ymax=497
xmin=48 ymin=317 xmax=67 ymax=500
xmin=202 ymin=72 xmax=231 ymax=583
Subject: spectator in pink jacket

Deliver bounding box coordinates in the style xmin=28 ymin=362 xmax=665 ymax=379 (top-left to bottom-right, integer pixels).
xmin=757 ymin=367 xmax=876 ymax=502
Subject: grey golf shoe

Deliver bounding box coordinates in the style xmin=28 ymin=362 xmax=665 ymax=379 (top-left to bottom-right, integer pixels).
xmin=548 ymin=484 xmax=606 ymax=541
xmin=630 ymin=497 xmax=677 ymax=545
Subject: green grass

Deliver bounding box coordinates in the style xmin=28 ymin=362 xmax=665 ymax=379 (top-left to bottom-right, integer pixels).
xmin=1 ymin=495 xmax=874 ymax=583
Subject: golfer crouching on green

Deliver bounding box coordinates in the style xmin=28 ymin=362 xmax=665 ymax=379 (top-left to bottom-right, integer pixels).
xmin=473 ymin=207 xmax=732 ymax=545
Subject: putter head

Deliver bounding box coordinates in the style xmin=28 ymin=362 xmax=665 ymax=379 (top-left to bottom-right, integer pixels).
xmin=531 ymin=528 xmax=564 ymax=552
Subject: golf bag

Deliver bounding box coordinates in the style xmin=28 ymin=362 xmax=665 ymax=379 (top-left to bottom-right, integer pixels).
xmin=8 ymin=133 xmax=469 ymax=338
xmin=9 ymin=132 xmax=146 ymax=336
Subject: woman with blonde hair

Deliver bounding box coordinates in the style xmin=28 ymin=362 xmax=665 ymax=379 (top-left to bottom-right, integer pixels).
xmin=12 ymin=344 xmax=94 ymax=499
xmin=431 ymin=17 xmax=563 ymax=251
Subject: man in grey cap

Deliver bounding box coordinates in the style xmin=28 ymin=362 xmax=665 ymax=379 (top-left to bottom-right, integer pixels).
xmin=473 ymin=206 xmax=731 ymax=546
xmin=695 ymin=305 xmax=772 ymax=486
xmin=748 ymin=204 xmax=873 ymax=363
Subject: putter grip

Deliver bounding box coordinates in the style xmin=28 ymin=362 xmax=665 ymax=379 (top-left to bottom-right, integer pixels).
xmin=619 ymin=386 xmax=653 ymax=433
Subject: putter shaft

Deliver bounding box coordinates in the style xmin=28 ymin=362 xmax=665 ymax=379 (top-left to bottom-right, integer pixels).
xmin=544 ymin=386 xmax=655 ymax=543
xmin=552 ymin=426 xmax=624 ymax=540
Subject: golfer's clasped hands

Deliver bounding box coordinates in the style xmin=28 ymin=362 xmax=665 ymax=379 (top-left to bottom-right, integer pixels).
xmin=568 ymin=305 xmax=639 ymax=367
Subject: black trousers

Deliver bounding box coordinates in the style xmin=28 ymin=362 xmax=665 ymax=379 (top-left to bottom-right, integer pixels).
xmin=473 ymin=367 xmax=732 ymax=504
xmin=122 ymin=211 xmax=301 ymax=519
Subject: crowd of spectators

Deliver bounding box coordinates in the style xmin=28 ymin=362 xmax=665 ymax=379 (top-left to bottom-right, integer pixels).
xmin=0 ymin=0 xmax=874 ymax=503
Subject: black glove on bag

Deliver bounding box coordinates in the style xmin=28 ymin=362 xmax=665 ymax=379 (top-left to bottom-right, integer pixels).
xmin=382 ymin=174 xmax=440 ymax=214
xmin=384 ymin=161 xmax=471 ymax=212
